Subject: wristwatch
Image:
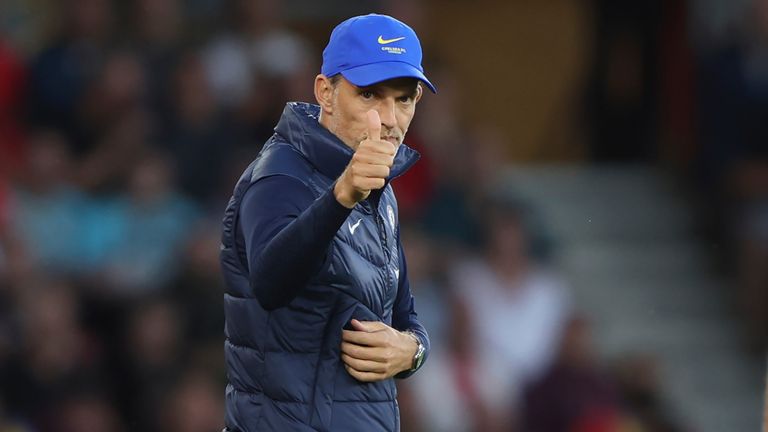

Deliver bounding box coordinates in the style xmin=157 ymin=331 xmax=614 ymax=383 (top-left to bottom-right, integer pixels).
xmin=407 ymin=332 xmax=426 ymax=372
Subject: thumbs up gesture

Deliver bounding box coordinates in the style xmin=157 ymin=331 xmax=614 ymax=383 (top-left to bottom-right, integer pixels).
xmin=334 ymin=110 xmax=397 ymax=208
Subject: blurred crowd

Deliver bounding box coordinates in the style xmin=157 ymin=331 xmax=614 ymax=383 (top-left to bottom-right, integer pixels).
xmin=688 ymin=0 xmax=768 ymax=354
xmin=0 ymin=0 xmax=765 ymax=431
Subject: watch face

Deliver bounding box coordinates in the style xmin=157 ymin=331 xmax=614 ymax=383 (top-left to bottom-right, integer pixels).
xmin=414 ymin=353 xmax=424 ymax=370
xmin=413 ymin=344 xmax=425 ymax=370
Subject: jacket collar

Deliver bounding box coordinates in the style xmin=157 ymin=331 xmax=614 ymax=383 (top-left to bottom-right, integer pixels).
xmin=274 ymin=102 xmax=420 ymax=182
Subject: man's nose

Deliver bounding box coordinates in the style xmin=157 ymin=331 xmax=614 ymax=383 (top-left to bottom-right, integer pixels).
xmin=376 ymin=98 xmax=397 ymax=130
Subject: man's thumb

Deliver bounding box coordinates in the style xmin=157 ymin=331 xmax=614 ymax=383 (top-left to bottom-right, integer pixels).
xmin=366 ymin=110 xmax=381 ymax=141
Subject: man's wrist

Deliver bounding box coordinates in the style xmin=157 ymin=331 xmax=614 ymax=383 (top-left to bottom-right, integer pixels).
xmin=333 ymin=181 xmax=357 ymax=209
xmin=400 ymin=331 xmax=422 ymax=373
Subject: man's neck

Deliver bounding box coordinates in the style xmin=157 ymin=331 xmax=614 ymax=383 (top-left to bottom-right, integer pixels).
xmin=318 ymin=111 xmax=355 ymax=150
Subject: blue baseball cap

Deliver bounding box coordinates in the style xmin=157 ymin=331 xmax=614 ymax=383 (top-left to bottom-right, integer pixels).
xmin=321 ymin=14 xmax=436 ymax=93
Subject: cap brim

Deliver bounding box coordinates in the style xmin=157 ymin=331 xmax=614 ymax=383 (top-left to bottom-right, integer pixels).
xmin=340 ymin=62 xmax=437 ymax=93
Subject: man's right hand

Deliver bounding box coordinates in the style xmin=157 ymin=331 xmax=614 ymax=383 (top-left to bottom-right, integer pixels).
xmin=334 ymin=110 xmax=396 ymax=209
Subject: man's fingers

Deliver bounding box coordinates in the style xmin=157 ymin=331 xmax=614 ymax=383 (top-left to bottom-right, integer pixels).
xmin=345 ymin=365 xmax=386 ymax=382
xmin=342 ymin=328 xmax=386 ymax=347
xmin=351 ymin=177 xmax=386 ymax=192
xmin=349 ymin=319 xmax=367 ymax=331
xmin=366 ymin=110 xmax=381 ymax=141
xmin=341 ymin=353 xmax=386 ymax=373
xmin=350 ymin=319 xmax=388 ymax=332
xmin=350 ymin=151 xmax=394 ymax=167
xmin=340 ymin=321 xmax=409 ymax=381
xmin=342 ymin=329 xmax=377 ymax=346
xmin=358 ymin=138 xmax=396 ymax=157
xmin=349 ymin=164 xmax=390 ymax=180
xmin=341 ymin=341 xmax=386 ymax=361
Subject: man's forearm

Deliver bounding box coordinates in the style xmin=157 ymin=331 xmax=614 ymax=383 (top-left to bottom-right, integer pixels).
xmin=247 ymin=185 xmax=351 ymax=310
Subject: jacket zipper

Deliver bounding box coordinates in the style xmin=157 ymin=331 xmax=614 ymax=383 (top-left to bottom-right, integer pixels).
xmin=375 ymin=211 xmax=394 ymax=293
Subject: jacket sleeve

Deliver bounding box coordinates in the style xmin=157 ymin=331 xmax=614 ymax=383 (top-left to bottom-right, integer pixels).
xmin=392 ymin=235 xmax=430 ymax=378
xmin=239 ymin=175 xmax=352 ymax=310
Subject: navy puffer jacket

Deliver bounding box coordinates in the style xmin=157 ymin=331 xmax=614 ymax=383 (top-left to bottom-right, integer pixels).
xmin=220 ymin=102 xmax=429 ymax=431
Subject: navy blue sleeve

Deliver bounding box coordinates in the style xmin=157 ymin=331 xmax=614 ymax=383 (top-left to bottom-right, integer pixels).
xmin=392 ymin=236 xmax=430 ymax=378
xmin=239 ymin=175 xmax=352 ymax=310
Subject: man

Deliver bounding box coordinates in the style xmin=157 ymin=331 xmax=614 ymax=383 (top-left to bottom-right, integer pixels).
xmin=219 ymin=14 xmax=435 ymax=431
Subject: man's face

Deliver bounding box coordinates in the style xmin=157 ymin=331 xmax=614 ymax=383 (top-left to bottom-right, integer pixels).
xmin=323 ymin=76 xmax=422 ymax=150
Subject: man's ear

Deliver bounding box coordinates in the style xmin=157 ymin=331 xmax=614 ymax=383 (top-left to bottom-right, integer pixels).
xmin=414 ymin=83 xmax=423 ymax=104
xmin=314 ymin=74 xmax=334 ymax=114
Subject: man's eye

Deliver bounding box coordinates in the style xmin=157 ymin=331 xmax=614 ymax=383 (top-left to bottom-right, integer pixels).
xmin=398 ymin=96 xmax=413 ymax=103
xmin=361 ymin=91 xmax=374 ymax=99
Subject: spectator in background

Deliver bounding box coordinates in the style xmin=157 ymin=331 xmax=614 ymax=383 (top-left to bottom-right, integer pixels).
xmin=100 ymin=152 xmax=200 ymax=295
xmin=586 ymin=0 xmax=662 ymax=162
xmin=27 ymin=0 xmax=114 ymax=150
xmin=202 ymin=0 xmax=313 ymax=146
xmin=522 ymin=316 xmax=625 ymax=432
xmin=77 ymin=50 xmax=151 ymax=193
xmin=0 ymin=401 xmax=33 ymax=432
xmin=0 ymin=0 xmax=56 ymax=55
xmin=451 ymin=199 xmax=572 ymax=418
xmin=169 ymin=225 xmax=225 ymax=344
xmin=160 ymin=370 xmax=224 ymax=432
xmin=406 ymin=294 xmax=510 ymax=432
xmin=613 ymin=354 xmax=686 ymax=432
xmin=523 ymin=321 xmax=686 ymax=432
xmin=417 ymin=69 xmax=484 ymax=248
xmin=160 ymin=52 xmax=235 ymax=206
xmin=203 ymin=0 xmax=312 ymax=105
xmin=0 ymin=278 xmax=104 ymax=429
xmin=0 ymin=38 xmax=27 ymax=179
xmin=79 ymin=49 xmax=147 ymax=152
xmin=696 ymin=0 xmax=768 ymax=352
xmin=0 ymin=172 xmax=28 ymax=289
xmin=51 ymin=390 xmax=124 ymax=432
xmin=9 ymin=130 xmax=89 ymax=275
xmin=121 ymin=298 xmax=183 ymax=431
xmin=415 ymin=65 xmax=511 ymax=252
xmin=397 ymin=227 xmax=449 ymax=347
xmin=132 ymin=0 xmax=185 ymax=125
xmin=0 ymin=172 xmax=10 ymax=277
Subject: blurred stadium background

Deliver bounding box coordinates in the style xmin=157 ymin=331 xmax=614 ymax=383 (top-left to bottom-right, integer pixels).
xmin=1 ymin=0 xmax=767 ymax=431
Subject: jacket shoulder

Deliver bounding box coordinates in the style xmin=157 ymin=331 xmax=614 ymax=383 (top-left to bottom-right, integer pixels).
xmin=250 ymin=137 xmax=315 ymax=185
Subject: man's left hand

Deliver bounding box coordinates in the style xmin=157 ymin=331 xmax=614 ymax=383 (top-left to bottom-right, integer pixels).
xmin=341 ymin=319 xmax=419 ymax=382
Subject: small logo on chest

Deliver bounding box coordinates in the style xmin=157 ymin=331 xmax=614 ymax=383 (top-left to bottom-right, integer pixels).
xmin=348 ymin=218 xmax=362 ymax=235
xmin=387 ymin=205 xmax=396 ymax=232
